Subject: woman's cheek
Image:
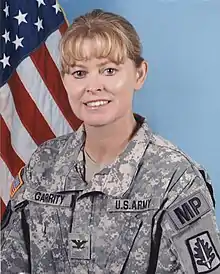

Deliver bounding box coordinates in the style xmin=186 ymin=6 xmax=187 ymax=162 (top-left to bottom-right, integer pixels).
xmin=105 ymin=76 xmax=125 ymax=91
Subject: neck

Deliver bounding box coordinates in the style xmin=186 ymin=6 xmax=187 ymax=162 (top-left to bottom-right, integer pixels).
xmin=84 ymin=113 xmax=137 ymax=165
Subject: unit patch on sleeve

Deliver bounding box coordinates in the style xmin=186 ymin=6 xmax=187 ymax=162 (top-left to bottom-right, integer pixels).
xmin=167 ymin=190 xmax=211 ymax=230
xmin=186 ymin=231 xmax=220 ymax=273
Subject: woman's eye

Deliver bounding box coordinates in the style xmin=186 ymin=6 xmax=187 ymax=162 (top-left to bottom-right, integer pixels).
xmin=72 ymin=70 xmax=87 ymax=79
xmin=103 ymin=68 xmax=117 ymax=76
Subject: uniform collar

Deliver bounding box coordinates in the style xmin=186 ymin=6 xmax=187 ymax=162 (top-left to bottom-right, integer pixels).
xmin=82 ymin=114 xmax=152 ymax=197
xmin=55 ymin=114 xmax=153 ymax=197
xmin=52 ymin=123 xmax=85 ymax=192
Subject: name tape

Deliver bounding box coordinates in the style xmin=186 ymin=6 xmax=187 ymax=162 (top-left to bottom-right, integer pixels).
xmin=23 ymin=189 xmax=72 ymax=207
xmin=35 ymin=191 xmax=64 ymax=205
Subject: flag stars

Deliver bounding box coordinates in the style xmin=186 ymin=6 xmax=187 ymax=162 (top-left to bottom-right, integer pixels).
xmin=14 ymin=10 xmax=28 ymax=25
xmin=52 ymin=2 xmax=61 ymax=14
xmin=3 ymin=2 xmax=9 ymax=17
xmin=34 ymin=17 xmax=43 ymax=31
xmin=13 ymin=35 xmax=24 ymax=50
xmin=2 ymin=29 xmax=10 ymax=44
xmin=36 ymin=0 xmax=46 ymax=8
xmin=0 ymin=53 xmax=10 ymax=68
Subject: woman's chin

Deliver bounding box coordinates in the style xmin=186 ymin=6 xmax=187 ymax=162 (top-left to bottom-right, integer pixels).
xmin=83 ymin=115 xmax=115 ymax=128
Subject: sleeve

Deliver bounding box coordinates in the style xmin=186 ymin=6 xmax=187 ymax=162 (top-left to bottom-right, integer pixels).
xmin=157 ymin=165 xmax=220 ymax=274
xmin=1 ymin=168 xmax=31 ymax=274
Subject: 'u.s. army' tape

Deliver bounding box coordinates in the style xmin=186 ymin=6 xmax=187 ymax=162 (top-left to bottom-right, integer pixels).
xmin=107 ymin=197 xmax=161 ymax=212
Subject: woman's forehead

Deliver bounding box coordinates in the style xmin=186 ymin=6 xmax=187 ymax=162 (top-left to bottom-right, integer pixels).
xmin=73 ymin=58 xmax=124 ymax=68
xmin=62 ymin=35 xmax=127 ymax=67
xmin=80 ymin=37 xmax=124 ymax=58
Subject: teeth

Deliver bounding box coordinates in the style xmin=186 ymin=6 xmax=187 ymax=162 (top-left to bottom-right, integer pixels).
xmin=86 ymin=100 xmax=109 ymax=107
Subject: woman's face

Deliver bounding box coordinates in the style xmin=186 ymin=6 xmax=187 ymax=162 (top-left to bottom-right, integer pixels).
xmin=63 ymin=40 xmax=147 ymax=127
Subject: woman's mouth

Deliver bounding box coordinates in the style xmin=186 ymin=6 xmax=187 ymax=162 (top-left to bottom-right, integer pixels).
xmin=84 ymin=100 xmax=111 ymax=108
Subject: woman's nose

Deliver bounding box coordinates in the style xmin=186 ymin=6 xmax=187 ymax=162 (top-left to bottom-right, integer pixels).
xmin=85 ymin=75 xmax=103 ymax=93
xmin=86 ymin=87 xmax=102 ymax=93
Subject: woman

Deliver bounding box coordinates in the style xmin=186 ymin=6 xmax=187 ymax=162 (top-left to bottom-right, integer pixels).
xmin=1 ymin=9 xmax=220 ymax=274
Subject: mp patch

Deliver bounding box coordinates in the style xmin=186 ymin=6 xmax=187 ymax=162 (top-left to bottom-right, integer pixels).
xmin=10 ymin=168 xmax=24 ymax=198
xmin=186 ymin=231 xmax=220 ymax=273
xmin=167 ymin=191 xmax=211 ymax=230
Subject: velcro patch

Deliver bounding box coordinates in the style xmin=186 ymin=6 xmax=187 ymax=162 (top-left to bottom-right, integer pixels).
xmin=69 ymin=232 xmax=91 ymax=260
xmin=10 ymin=168 xmax=24 ymax=198
xmin=107 ymin=197 xmax=161 ymax=212
xmin=167 ymin=191 xmax=211 ymax=230
xmin=186 ymin=231 xmax=220 ymax=273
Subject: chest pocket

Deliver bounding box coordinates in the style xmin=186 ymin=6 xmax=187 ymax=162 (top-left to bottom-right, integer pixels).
xmin=23 ymin=189 xmax=73 ymax=273
xmin=90 ymin=196 xmax=160 ymax=274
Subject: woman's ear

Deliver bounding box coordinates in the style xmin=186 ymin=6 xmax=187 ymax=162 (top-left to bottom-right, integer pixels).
xmin=134 ymin=60 xmax=148 ymax=91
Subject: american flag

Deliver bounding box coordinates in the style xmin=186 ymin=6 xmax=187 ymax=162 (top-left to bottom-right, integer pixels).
xmin=0 ymin=0 xmax=81 ymax=218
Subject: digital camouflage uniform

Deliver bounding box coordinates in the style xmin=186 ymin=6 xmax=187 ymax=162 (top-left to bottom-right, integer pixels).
xmin=1 ymin=114 xmax=220 ymax=274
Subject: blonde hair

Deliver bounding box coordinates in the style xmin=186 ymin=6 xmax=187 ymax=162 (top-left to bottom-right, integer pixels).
xmin=60 ymin=9 xmax=144 ymax=76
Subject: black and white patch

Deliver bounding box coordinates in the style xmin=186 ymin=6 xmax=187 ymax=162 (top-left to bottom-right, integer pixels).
xmin=186 ymin=231 xmax=220 ymax=273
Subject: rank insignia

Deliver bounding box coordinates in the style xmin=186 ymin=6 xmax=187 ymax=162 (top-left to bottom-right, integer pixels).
xmin=68 ymin=232 xmax=91 ymax=260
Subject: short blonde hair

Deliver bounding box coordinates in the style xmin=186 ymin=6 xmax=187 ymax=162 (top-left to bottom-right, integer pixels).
xmin=60 ymin=9 xmax=144 ymax=76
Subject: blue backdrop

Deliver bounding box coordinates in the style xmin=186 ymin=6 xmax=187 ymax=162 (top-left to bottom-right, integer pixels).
xmin=59 ymin=0 xmax=220 ymax=222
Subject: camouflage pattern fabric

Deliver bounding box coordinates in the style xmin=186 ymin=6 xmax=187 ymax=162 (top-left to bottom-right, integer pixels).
xmin=1 ymin=114 xmax=220 ymax=274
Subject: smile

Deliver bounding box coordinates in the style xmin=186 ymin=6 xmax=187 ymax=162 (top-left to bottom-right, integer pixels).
xmin=84 ymin=100 xmax=110 ymax=107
